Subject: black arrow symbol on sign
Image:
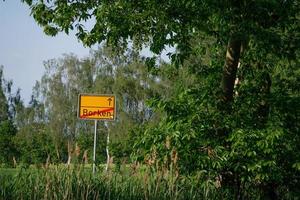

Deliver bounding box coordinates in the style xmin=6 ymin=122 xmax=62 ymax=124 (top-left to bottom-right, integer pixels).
xmin=108 ymin=98 xmax=112 ymax=106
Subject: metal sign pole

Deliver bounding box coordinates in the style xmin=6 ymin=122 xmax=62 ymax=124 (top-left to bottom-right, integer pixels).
xmin=93 ymin=120 xmax=97 ymax=174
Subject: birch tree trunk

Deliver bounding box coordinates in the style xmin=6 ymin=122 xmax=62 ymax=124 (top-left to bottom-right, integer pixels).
xmin=105 ymin=122 xmax=110 ymax=171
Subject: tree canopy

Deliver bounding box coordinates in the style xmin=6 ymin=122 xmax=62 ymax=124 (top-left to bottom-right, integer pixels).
xmin=23 ymin=0 xmax=299 ymax=55
xmin=22 ymin=0 xmax=299 ymax=111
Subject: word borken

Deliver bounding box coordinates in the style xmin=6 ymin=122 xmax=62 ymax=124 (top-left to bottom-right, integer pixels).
xmin=81 ymin=108 xmax=114 ymax=118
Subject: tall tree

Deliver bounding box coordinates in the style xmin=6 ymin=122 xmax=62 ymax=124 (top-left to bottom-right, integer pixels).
xmin=0 ymin=66 xmax=18 ymax=165
xmin=39 ymin=55 xmax=92 ymax=161
xmin=22 ymin=0 xmax=299 ymax=109
xmin=0 ymin=66 xmax=9 ymax=122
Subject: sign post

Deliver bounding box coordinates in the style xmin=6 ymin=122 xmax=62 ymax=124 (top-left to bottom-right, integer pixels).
xmin=93 ymin=120 xmax=97 ymax=174
xmin=78 ymin=94 xmax=116 ymax=174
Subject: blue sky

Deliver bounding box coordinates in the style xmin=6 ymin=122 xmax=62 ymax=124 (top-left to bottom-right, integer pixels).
xmin=0 ymin=1 xmax=91 ymax=104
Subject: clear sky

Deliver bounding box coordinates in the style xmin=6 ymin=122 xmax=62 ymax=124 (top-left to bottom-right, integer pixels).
xmin=0 ymin=1 xmax=91 ymax=104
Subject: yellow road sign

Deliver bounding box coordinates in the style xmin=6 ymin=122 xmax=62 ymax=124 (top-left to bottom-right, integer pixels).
xmin=78 ymin=94 xmax=116 ymax=120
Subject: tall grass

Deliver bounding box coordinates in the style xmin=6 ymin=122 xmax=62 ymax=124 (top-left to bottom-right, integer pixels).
xmin=0 ymin=163 xmax=228 ymax=200
xmin=0 ymin=146 xmax=233 ymax=200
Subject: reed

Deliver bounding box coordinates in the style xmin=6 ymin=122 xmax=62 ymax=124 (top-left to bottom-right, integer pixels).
xmin=0 ymin=163 xmax=219 ymax=200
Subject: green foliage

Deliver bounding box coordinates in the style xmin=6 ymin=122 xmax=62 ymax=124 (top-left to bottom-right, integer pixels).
xmin=0 ymin=67 xmax=19 ymax=166
xmin=131 ymin=28 xmax=300 ymax=198
xmin=0 ymin=165 xmax=233 ymax=200
xmin=0 ymin=120 xmax=17 ymax=166
xmin=76 ymin=126 xmax=107 ymax=164
xmin=0 ymin=66 xmax=9 ymax=122
xmin=23 ymin=0 xmax=299 ymax=60
xmin=14 ymin=123 xmax=57 ymax=164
